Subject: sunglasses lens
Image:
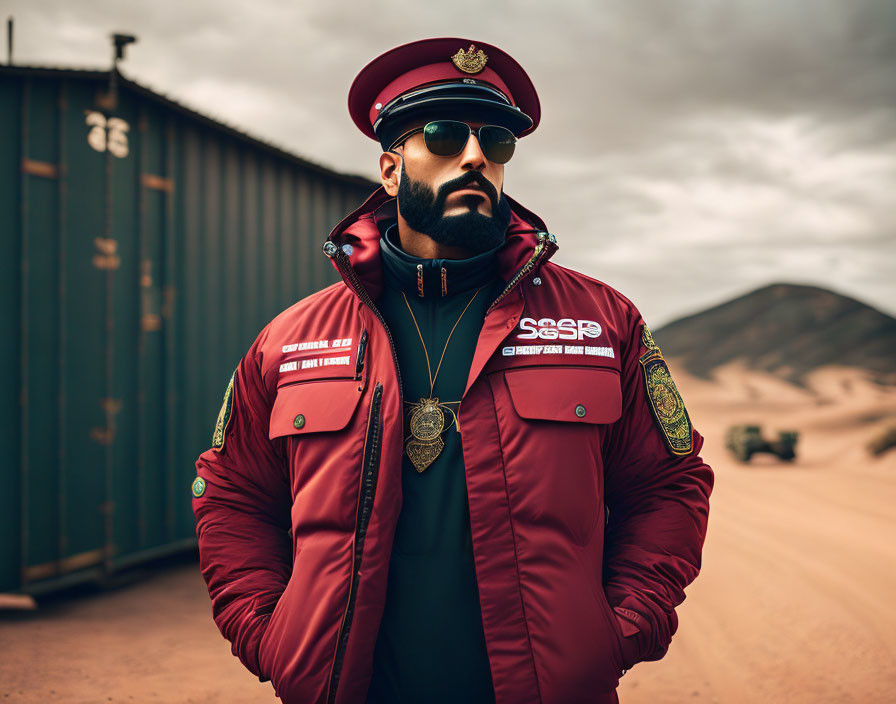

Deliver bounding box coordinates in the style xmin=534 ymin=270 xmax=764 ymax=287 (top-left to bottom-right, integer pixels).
xmin=479 ymin=126 xmax=516 ymax=164
xmin=423 ymin=121 xmax=471 ymax=157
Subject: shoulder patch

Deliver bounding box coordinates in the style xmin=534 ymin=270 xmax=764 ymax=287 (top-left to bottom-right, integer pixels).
xmin=191 ymin=476 xmax=206 ymax=498
xmin=641 ymin=323 xmax=659 ymax=352
xmin=639 ymin=325 xmax=693 ymax=455
xmin=212 ymin=369 xmax=236 ymax=450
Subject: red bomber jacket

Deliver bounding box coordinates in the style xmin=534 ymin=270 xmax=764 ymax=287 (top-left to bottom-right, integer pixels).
xmin=192 ymin=186 xmax=714 ymax=704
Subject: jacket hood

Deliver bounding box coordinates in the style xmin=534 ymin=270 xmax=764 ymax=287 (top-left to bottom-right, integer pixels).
xmin=324 ymin=185 xmax=556 ymax=303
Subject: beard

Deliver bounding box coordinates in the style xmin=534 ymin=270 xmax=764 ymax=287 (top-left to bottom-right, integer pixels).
xmin=396 ymin=159 xmax=512 ymax=256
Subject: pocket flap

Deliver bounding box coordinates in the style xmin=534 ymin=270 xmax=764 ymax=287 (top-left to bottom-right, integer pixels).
xmin=269 ymin=379 xmax=364 ymax=440
xmin=504 ymin=366 xmax=622 ymax=424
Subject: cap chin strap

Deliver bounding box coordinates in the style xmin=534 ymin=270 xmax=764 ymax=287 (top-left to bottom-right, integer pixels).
xmin=376 ymin=80 xmax=513 ymax=127
xmin=374 ymin=81 xmax=532 ymax=150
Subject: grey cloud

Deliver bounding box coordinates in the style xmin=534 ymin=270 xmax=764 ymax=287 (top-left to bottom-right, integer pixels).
xmin=6 ymin=0 xmax=895 ymax=325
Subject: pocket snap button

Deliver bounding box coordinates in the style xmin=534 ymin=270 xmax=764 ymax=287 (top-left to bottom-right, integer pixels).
xmin=575 ymin=404 xmax=586 ymax=418
xmin=293 ymin=414 xmax=305 ymax=429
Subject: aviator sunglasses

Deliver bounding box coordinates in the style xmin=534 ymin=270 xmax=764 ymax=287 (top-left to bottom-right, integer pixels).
xmin=388 ymin=120 xmax=517 ymax=164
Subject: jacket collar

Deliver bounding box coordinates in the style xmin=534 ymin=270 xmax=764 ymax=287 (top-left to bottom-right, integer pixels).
xmin=379 ymin=221 xmax=503 ymax=299
xmin=323 ymin=185 xmax=557 ymax=308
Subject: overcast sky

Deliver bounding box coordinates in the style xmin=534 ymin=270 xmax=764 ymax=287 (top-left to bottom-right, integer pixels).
xmin=7 ymin=0 xmax=896 ymax=326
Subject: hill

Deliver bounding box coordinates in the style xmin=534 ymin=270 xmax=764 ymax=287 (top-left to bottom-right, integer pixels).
xmin=653 ymin=283 xmax=896 ymax=385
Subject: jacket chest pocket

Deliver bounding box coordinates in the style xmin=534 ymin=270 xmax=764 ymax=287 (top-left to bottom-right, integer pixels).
xmin=490 ymin=365 xmax=622 ymax=546
xmin=269 ymin=379 xmax=365 ymax=439
xmin=269 ymin=379 xmax=368 ymax=538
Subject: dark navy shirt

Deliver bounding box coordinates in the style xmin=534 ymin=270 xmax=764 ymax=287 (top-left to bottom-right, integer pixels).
xmin=366 ymin=222 xmax=506 ymax=704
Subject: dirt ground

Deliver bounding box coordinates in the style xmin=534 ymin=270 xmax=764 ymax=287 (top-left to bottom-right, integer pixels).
xmin=1 ymin=364 xmax=895 ymax=703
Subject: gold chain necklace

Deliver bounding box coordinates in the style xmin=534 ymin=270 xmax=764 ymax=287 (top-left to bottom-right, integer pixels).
xmin=401 ymin=285 xmax=484 ymax=473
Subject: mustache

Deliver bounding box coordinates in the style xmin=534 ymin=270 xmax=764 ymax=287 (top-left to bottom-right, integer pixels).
xmin=435 ymin=171 xmax=499 ymax=210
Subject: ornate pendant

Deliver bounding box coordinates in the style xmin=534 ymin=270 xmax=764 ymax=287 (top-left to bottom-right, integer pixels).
xmin=406 ymin=436 xmax=444 ymax=473
xmin=405 ymin=397 xmax=446 ymax=472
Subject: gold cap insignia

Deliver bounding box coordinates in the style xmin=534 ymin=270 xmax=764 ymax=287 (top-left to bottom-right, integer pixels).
xmin=451 ymin=44 xmax=488 ymax=74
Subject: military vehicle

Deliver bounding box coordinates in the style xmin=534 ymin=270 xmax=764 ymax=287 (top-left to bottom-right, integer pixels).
xmin=725 ymin=425 xmax=798 ymax=463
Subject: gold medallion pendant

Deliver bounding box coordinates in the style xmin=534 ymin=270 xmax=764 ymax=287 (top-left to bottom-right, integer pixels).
xmin=409 ymin=397 xmax=444 ymax=441
xmin=406 ymin=397 xmax=446 ymax=473
xmin=399 ymin=286 xmax=484 ymax=473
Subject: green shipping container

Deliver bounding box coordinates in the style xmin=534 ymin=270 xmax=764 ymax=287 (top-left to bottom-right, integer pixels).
xmin=0 ymin=64 xmax=377 ymax=595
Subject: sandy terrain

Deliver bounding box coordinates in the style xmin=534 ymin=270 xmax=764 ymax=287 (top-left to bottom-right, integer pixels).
xmin=618 ymin=363 xmax=896 ymax=704
xmin=1 ymin=363 xmax=894 ymax=703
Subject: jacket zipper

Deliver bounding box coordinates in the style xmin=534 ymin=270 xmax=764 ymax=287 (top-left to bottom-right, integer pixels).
xmin=354 ymin=329 xmax=368 ymax=379
xmin=485 ymin=230 xmax=557 ymax=316
xmin=326 ymin=381 xmax=384 ymax=704
xmin=322 ymin=242 xmax=400 ymax=704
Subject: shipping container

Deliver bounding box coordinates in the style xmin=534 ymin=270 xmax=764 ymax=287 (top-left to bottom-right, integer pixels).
xmin=0 ymin=64 xmax=378 ymax=595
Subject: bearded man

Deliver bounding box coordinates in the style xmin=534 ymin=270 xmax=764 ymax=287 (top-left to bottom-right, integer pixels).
xmin=192 ymin=37 xmax=714 ymax=704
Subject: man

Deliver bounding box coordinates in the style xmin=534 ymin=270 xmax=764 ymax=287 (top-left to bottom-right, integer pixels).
xmin=192 ymin=37 xmax=714 ymax=704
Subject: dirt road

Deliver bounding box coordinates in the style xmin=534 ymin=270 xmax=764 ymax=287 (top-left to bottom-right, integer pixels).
xmin=2 ymin=365 xmax=894 ymax=703
xmin=1 ymin=550 xmax=273 ymax=703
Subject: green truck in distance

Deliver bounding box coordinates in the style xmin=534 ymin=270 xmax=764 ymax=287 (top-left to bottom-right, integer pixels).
xmin=725 ymin=425 xmax=799 ymax=463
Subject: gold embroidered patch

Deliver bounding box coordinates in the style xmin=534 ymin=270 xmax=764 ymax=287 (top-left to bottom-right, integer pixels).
xmin=212 ymin=370 xmax=235 ymax=450
xmin=639 ymin=325 xmax=693 ymax=456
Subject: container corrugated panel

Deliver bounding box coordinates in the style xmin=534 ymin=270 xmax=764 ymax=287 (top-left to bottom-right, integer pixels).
xmin=0 ymin=66 xmax=378 ymax=594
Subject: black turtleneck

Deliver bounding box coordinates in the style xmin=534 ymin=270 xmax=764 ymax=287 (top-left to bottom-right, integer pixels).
xmin=379 ymin=221 xmax=503 ymax=298
xmin=367 ymin=222 xmax=506 ymax=704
